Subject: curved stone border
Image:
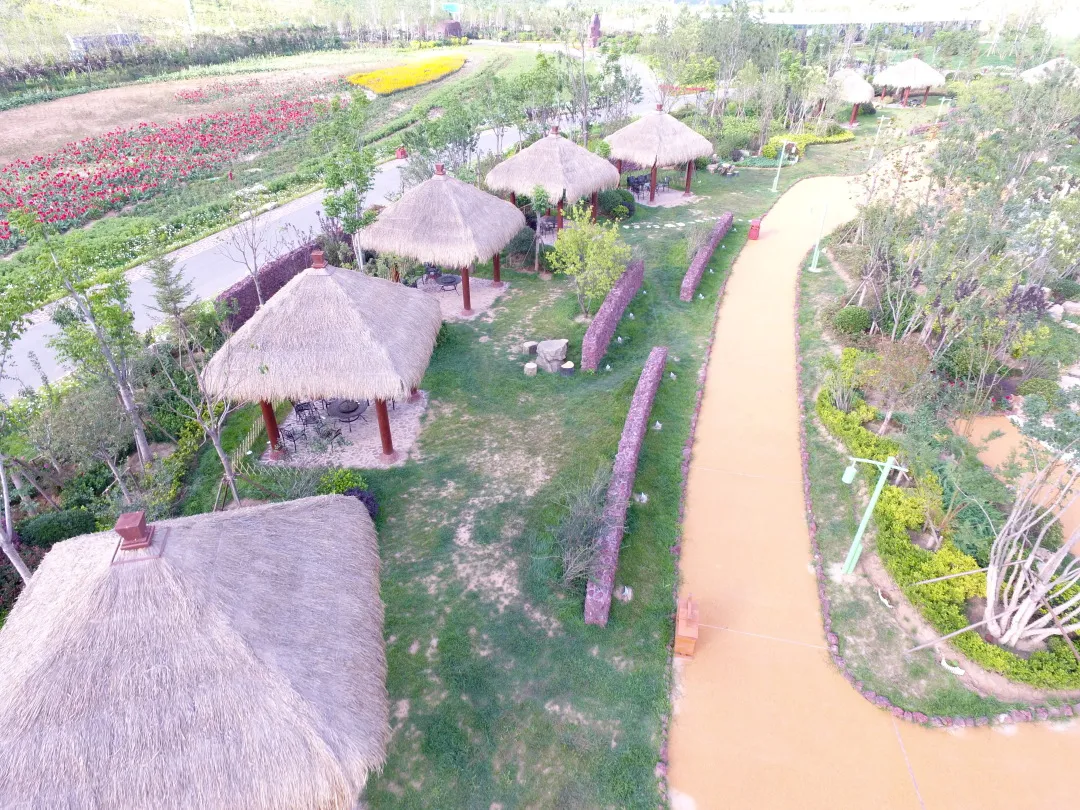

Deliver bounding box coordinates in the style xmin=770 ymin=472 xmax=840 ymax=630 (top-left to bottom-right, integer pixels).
xmin=581 ymin=260 xmax=645 ymax=371
xmin=793 ymin=258 xmax=1080 ymax=728
xmin=584 ymin=345 xmax=669 ymax=626
xmin=678 ymin=212 xmax=734 ymax=302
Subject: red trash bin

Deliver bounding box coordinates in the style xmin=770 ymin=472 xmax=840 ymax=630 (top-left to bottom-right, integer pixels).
xmin=748 ymin=218 xmax=762 ymax=240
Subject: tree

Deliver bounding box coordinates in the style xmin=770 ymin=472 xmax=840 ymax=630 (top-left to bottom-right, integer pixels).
xmin=0 ymin=350 xmax=32 ymax=582
xmin=219 ymin=207 xmax=283 ymax=308
xmin=529 ymin=185 xmax=551 ymax=275
xmin=312 ymin=90 xmax=378 ymax=264
xmin=546 ymin=203 xmax=632 ymax=317
xmin=51 ymin=381 xmax=137 ymax=503
xmin=862 ymin=338 xmax=931 ymax=434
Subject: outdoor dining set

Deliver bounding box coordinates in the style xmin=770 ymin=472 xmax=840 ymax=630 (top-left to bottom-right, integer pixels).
xmin=279 ymin=399 xmax=370 ymax=451
xmin=626 ymin=173 xmax=672 ymax=199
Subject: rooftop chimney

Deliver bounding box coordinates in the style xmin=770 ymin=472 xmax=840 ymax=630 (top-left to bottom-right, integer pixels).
xmin=434 ymin=163 xmax=445 ymax=176
xmin=311 ymin=249 xmax=326 ymax=269
xmin=115 ymin=511 xmax=154 ymax=551
xmin=656 ymin=103 xmax=663 ymax=112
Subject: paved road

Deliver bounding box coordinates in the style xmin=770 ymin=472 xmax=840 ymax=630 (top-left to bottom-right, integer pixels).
xmin=668 ymin=176 xmax=1080 ymax=809
xmin=0 ymin=51 xmax=662 ymax=398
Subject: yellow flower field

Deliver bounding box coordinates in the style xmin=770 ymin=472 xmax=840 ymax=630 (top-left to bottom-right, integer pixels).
xmin=346 ymin=55 xmax=466 ymax=95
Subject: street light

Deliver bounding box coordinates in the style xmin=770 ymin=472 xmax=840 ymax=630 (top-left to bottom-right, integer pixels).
xmin=867 ymin=116 xmax=890 ymax=163
xmin=839 ymin=455 xmax=907 ymax=574
xmin=807 ymin=203 xmax=829 ymax=273
xmin=770 ymin=140 xmax=795 ymax=193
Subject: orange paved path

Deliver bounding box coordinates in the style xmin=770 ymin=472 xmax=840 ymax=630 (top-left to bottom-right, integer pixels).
xmin=668 ymin=176 xmax=1080 ymax=810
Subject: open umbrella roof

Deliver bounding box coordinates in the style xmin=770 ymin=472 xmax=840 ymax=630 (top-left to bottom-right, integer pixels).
xmin=831 ymin=68 xmax=875 ymax=104
xmin=874 ymin=57 xmax=946 ymax=89
xmin=203 ymin=258 xmax=442 ymax=403
xmin=485 ymin=129 xmax=619 ymax=203
xmin=604 ymin=106 xmax=714 ymax=168
xmin=0 ymin=495 xmax=387 ymax=810
xmin=357 ymin=166 xmax=525 ymax=268
xmin=1020 ymin=57 xmax=1080 ymax=86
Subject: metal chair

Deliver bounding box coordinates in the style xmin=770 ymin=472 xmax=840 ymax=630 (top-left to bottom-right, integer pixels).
xmin=280 ymin=427 xmax=304 ymax=452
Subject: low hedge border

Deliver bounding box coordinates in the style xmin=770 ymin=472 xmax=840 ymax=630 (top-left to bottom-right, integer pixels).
xmin=217 ymin=240 xmax=317 ymax=330
xmin=762 ymin=130 xmax=855 ymax=159
xmin=580 ymin=259 xmax=645 ymax=371
xmin=678 ymin=212 xmax=733 ymax=302
xmin=795 ymin=261 xmax=1080 ymax=727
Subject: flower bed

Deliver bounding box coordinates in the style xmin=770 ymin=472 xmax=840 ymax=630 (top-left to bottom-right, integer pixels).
xmin=679 ymin=212 xmax=733 ymax=302
xmin=346 ymin=55 xmax=466 ymax=95
xmin=580 ymin=259 xmax=644 ymax=371
xmin=584 ymin=345 xmax=669 ymax=626
xmin=174 ymin=77 xmax=263 ymax=103
xmin=217 ymin=240 xmax=318 ymax=330
xmin=658 ymin=83 xmax=710 ymax=96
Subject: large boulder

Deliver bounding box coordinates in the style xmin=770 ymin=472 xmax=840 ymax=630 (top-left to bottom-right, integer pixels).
xmin=536 ymin=339 xmax=568 ymax=373
xmin=1049 ymin=303 xmax=1064 ymax=322
xmin=1064 ymin=301 xmax=1080 ymax=316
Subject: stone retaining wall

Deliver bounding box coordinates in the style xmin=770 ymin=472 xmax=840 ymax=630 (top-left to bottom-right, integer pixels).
xmin=580 ymin=259 xmax=644 ymax=372
xmin=584 ymin=345 xmax=668 ymax=626
xmin=678 ymin=212 xmax=733 ymax=302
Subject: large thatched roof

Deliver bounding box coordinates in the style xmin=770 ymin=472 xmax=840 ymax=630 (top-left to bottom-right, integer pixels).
xmin=604 ymin=106 xmax=714 ymax=168
xmin=1020 ymin=57 xmax=1080 ymax=86
xmin=0 ymin=496 xmax=388 ymax=810
xmin=203 ymin=260 xmax=442 ymax=403
xmin=485 ymin=129 xmax=619 ymax=202
xmin=831 ymin=68 xmax=875 ymax=104
xmin=357 ymin=166 xmax=525 ymax=268
xmin=873 ymin=57 xmax=946 ymax=89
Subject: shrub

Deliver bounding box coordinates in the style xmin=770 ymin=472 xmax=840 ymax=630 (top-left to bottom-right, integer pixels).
xmin=344 ymin=487 xmax=379 ymax=520
xmin=317 ymin=468 xmax=369 ymax=495
xmin=1017 ymin=377 xmax=1061 ymax=406
xmin=16 ymin=508 xmax=97 ymax=549
xmin=506 ymin=226 xmax=537 ymax=256
xmin=693 ymin=156 xmax=710 ymax=169
xmin=714 ymin=116 xmax=760 ymax=159
xmin=551 ymin=468 xmax=611 ymax=588
xmin=1049 ymin=278 xmax=1080 ymax=302
xmin=589 ymin=139 xmax=612 ymax=158
xmin=834 ymin=305 xmax=871 ymax=335
xmin=597 ymin=188 xmax=635 ymax=218
xmin=61 ymin=465 xmax=113 ymax=509
xmin=816 ymin=391 xmax=899 ymax=462
xmin=761 ymin=129 xmax=855 ymax=159
xmin=611 ymin=204 xmax=630 ymax=220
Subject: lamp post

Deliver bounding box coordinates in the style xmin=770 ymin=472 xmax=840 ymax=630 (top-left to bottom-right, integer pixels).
xmin=770 ymin=140 xmax=795 ymax=193
xmin=935 ymin=97 xmax=949 ymax=124
xmin=867 ymin=116 xmax=889 ymax=163
xmin=840 ymin=455 xmax=907 ymax=575
xmin=807 ymin=203 xmax=829 ymax=273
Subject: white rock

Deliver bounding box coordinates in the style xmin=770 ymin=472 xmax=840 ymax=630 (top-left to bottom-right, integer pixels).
xmin=1059 ymin=376 xmax=1080 ymax=390
xmin=535 ymin=339 xmax=569 ymax=373
xmin=1049 ymin=304 xmax=1064 ymax=322
xmin=1064 ymin=301 xmax=1080 ymax=316
xmin=524 ymin=362 xmax=538 ymax=377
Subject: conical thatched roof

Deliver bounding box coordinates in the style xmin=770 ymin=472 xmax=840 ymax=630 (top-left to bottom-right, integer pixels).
xmin=1020 ymin=57 xmax=1080 ymax=86
xmin=604 ymin=107 xmax=714 ymax=168
xmin=874 ymin=57 xmax=946 ymax=89
xmin=357 ymin=167 xmax=525 ymax=268
xmin=203 ymin=261 xmax=442 ymax=403
xmin=485 ymin=129 xmax=619 ymax=202
xmin=0 ymin=496 xmax=388 ymax=810
xmin=831 ymin=68 xmax=875 ymax=104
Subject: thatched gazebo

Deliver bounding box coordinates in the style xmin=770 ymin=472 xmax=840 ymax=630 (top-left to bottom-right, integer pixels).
xmin=1020 ymin=57 xmax=1080 ymax=86
xmin=604 ymin=104 xmax=714 ymax=202
xmin=204 ymin=249 xmax=442 ymax=461
xmin=873 ymin=57 xmax=946 ymax=107
xmin=358 ymin=163 xmax=525 ymax=314
xmin=0 ymin=496 xmax=388 ymax=810
xmin=831 ymin=68 xmax=875 ymax=125
xmin=485 ymin=126 xmax=619 ymax=228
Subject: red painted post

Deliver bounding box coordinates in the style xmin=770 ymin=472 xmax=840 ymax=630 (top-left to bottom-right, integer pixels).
xmin=556 ymin=198 xmax=564 ymax=230
xmin=492 ymin=252 xmax=502 ymax=287
xmin=260 ymin=400 xmax=283 ymax=459
xmin=880 ymin=86 xmax=887 ymax=102
xmin=684 ymin=161 xmax=693 ymax=196
xmin=902 ymin=86 xmax=910 ymax=106
xmin=923 ymin=86 xmax=930 ymax=106
xmin=510 ymin=191 xmax=517 ymax=206
xmin=461 ymin=265 xmax=472 ymax=315
xmin=374 ymin=399 xmax=395 ymax=458
xmin=409 ymin=387 xmax=421 ymax=403
xmin=616 ymin=158 xmax=623 ymax=186
xmin=591 ymin=191 xmax=599 ymax=222
xmin=649 ymin=162 xmax=657 ymax=202
xmin=849 ymin=102 xmax=859 ymax=125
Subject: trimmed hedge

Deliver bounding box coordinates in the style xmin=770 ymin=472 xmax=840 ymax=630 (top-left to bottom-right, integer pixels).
xmin=217 ymin=240 xmax=317 ymax=330
xmin=816 ymin=391 xmax=1080 ymax=689
xmin=834 ymin=305 xmax=871 ymax=335
xmin=598 ymin=188 xmax=635 ymax=219
xmin=762 ymin=130 xmax=855 ymax=159
xmin=15 ymin=508 xmax=97 ymax=548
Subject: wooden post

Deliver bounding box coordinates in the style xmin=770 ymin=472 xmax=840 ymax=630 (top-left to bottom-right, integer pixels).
xmin=461 ymin=265 xmax=472 ymax=315
xmin=649 ymin=162 xmax=657 ymax=202
xmin=684 ymin=160 xmax=693 ymax=196
xmin=880 ymin=86 xmax=887 ymax=102
xmin=616 ymin=158 xmax=623 ymax=186
xmin=374 ymin=399 xmax=395 ymax=459
xmin=591 ymin=190 xmax=599 ymax=222
xmin=923 ymin=85 xmax=930 ymax=106
xmin=492 ymin=252 xmax=502 ymax=287
xmin=409 ymin=386 xmax=421 ymax=403
xmin=902 ymin=86 xmax=910 ymax=106
xmin=556 ymin=198 xmax=564 ymax=231
xmin=849 ymin=102 xmax=859 ymax=125
xmin=260 ymin=400 xmax=283 ymax=459
xmin=509 ymin=191 xmax=517 ymax=206
xmin=674 ymin=594 xmax=699 ymax=657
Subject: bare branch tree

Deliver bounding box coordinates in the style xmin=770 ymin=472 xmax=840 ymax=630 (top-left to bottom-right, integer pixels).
xmin=219 ymin=209 xmax=282 ymax=308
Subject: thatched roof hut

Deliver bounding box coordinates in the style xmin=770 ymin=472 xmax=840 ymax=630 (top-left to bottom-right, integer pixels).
xmin=0 ymin=496 xmax=388 ymax=810
xmin=831 ymin=68 xmax=875 ymax=124
xmin=1020 ymin=57 xmax=1080 ymax=86
xmin=203 ymin=250 xmax=442 ymax=459
xmin=874 ymin=57 xmax=946 ymax=105
xmin=357 ymin=164 xmax=525 ymax=312
xmin=485 ymin=127 xmax=619 ymax=208
xmin=604 ymin=105 xmax=714 ymax=202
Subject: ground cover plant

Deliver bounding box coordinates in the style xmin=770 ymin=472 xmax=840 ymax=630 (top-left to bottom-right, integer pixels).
xmin=347 ymin=54 xmax=467 ymax=95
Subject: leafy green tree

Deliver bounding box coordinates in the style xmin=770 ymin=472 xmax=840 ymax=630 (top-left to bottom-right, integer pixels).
xmin=546 ymin=203 xmax=632 ymax=317
xmin=51 ymin=380 xmax=137 ymax=504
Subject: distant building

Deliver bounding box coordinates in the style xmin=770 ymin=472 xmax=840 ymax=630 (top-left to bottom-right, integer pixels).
xmin=436 ymin=19 xmax=462 ymax=39
xmin=589 ymin=13 xmax=602 ymax=47
xmin=67 ymin=31 xmax=144 ymax=58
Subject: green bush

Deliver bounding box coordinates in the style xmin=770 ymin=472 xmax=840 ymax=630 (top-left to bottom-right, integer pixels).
xmin=762 ymin=129 xmax=855 ymax=159
xmin=816 ymin=392 xmax=900 ymax=462
xmin=16 ymin=508 xmax=97 ymax=548
xmin=1049 ymin=278 xmax=1080 ymax=302
xmin=61 ymin=465 xmax=113 ymax=509
xmin=714 ymin=116 xmax=760 ymax=159
xmin=611 ymin=204 xmax=630 ymax=220
xmin=506 ymin=227 xmax=536 ymax=255
xmin=834 ymin=306 xmax=871 ymax=335
xmin=1017 ymin=377 xmax=1061 ymax=406
xmin=588 ymin=139 xmax=611 ymax=158
xmin=317 ymin=468 xmax=369 ymax=495
xmin=693 ymin=156 xmax=710 ymax=169
xmin=597 ymin=188 xmax=635 ymax=218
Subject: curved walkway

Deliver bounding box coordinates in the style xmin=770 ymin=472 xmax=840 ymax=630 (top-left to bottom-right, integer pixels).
xmin=669 ymin=176 xmax=1080 ymax=810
